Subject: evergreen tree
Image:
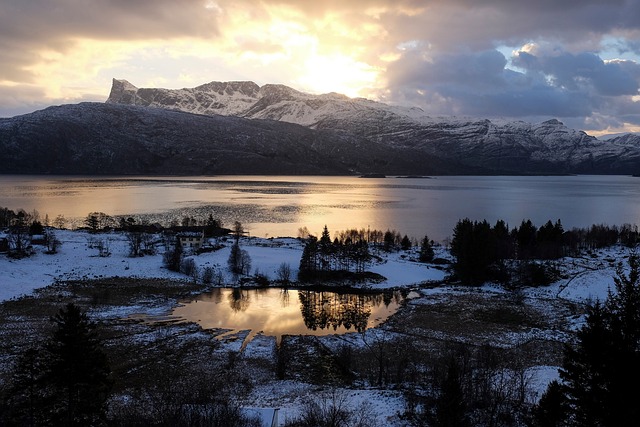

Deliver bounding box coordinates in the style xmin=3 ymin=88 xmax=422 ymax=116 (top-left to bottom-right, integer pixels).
xmin=419 ymin=235 xmax=435 ymax=262
xmin=48 ymin=304 xmax=112 ymax=426
xmin=4 ymin=348 xmax=47 ymax=426
xmin=17 ymin=303 xmax=113 ymax=426
xmin=298 ymin=236 xmax=318 ymax=280
xmin=435 ymin=357 xmax=470 ymax=427
xmin=383 ymin=229 xmax=396 ymax=252
xmin=400 ymin=234 xmax=412 ymax=251
xmin=318 ymin=225 xmax=333 ymax=271
xmin=556 ymin=254 xmax=640 ymax=426
xmin=530 ymin=380 xmax=568 ymax=427
xmin=493 ymin=219 xmax=514 ymax=260
xmin=516 ymin=219 xmax=538 ymax=259
xmin=450 ymin=219 xmax=495 ymax=285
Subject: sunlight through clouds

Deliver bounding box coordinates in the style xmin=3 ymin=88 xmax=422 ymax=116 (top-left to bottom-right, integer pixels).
xmin=296 ymin=54 xmax=379 ymax=97
xmin=2 ymin=0 xmax=640 ymax=132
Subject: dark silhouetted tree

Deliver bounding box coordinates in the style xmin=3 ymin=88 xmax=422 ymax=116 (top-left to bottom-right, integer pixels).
xmin=4 ymin=304 xmax=113 ymax=426
xmin=555 ymin=254 xmax=640 ymax=426
xmin=228 ymin=240 xmax=251 ymax=276
xmin=400 ymin=234 xmax=411 ymax=251
xmin=530 ymin=380 xmax=568 ymax=427
xmin=450 ymin=219 xmax=495 ymax=285
xmin=45 ymin=303 xmax=112 ymax=426
xmin=435 ymin=357 xmax=470 ymax=427
xmin=163 ymin=237 xmax=183 ymax=271
xmin=419 ymin=235 xmax=435 ymax=262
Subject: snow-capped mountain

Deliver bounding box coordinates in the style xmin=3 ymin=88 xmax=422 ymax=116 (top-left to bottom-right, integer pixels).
xmin=107 ymin=79 xmax=640 ymax=175
xmin=0 ymin=103 xmax=455 ymax=175
xmin=1 ymin=79 xmax=639 ymax=176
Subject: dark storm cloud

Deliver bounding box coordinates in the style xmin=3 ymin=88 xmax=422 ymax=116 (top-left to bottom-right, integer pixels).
xmin=385 ymin=44 xmax=640 ymax=120
xmin=513 ymin=51 xmax=640 ymax=96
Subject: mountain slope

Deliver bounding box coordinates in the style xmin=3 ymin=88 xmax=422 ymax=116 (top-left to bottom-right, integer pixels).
xmin=0 ymin=103 xmax=470 ymax=175
xmin=106 ymin=79 xmax=640 ymax=175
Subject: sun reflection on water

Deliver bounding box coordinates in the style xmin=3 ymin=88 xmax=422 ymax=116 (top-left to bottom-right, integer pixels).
xmin=167 ymin=287 xmax=413 ymax=348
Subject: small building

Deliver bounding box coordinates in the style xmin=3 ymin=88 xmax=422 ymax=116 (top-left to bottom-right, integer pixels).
xmin=176 ymin=231 xmax=205 ymax=252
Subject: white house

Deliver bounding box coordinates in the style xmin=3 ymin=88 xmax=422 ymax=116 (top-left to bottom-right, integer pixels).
xmin=176 ymin=231 xmax=205 ymax=252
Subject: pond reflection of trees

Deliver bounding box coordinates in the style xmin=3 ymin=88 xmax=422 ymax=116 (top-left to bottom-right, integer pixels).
xmin=228 ymin=287 xmax=251 ymax=312
xmin=298 ymin=290 xmax=400 ymax=333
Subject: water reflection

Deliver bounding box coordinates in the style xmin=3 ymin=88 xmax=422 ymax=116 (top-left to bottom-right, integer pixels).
xmin=168 ymin=287 xmax=412 ymax=348
xmin=5 ymin=175 xmax=640 ymax=242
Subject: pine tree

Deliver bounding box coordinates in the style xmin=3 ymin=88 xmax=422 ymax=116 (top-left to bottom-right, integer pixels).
xmin=4 ymin=348 xmax=47 ymax=426
xmin=530 ymin=380 xmax=568 ymax=427
xmin=435 ymin=358 xmax=470 ymax=427
xmin=319 ymin=225 xmax=333 ymax=271
xmin=4 ymin=306 xmax=112 ymax=426
xmin=298 ymin=235 xmax=318 ymax=281
xmin=557 ymin=254 xmax=640 ymax=426
xmin=400 ymin=234 xmax=411 ymax=251
xmin=419 ymin=235 xmax=435 ymax=262
xmin=43 ymin=303 xmax=112 ymax=426
xmin=450 ymin=219 xmax=494 ymax=284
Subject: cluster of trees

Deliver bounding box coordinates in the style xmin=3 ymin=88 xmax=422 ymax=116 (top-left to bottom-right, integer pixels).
xmin=298 ymin=226 xmax=371 ymax=281
xmin=0 ymin=207 xmax=61 ymax=257
xmin=0 ymin=303 xmax=262 ymax=427
xmin=450 ymin=218 xmax=639 ymax=285
xmin=531 ymin=254 xmax=640 ymax=426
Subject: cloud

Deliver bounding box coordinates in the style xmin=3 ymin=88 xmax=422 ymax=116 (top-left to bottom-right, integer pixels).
xmin=1 ymin=0 xmax=640 ymax=133
xmin=0 ymin=0 xmax=222 ymax=83
xmin=382 ymin=38 xmax=640 ymax=133
xmin=512 ymin=47 xmax=640 ymax=96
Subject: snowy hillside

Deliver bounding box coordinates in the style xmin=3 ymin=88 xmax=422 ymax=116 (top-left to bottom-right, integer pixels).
xmin=106 ymin=79 xmax=640 ymax=175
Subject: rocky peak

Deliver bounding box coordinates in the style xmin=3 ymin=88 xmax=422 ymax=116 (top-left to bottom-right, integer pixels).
xmin=194 ymin=81 xmax=260 ymax=97
xmin=106 ymin=79 xmax=140 ymax=104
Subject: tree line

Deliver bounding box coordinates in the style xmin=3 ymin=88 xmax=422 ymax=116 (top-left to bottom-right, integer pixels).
xmin=450 ymin=218 xmax=639 ymax=285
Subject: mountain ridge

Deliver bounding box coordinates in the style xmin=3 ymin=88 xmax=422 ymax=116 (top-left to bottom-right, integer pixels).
xmin=0 ymin=102 xmax=471 ymax=175
xmin=104 ymin=78 xmax=640 ymax=175
xmin=1 ymin=79 xmax=639 ymax=176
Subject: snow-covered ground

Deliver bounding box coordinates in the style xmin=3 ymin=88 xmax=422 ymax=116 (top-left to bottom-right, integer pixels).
xmin=1 ymin=229 xmax=631 ymax=425
xmin=0 ymin=229 xmax=449 ymax=302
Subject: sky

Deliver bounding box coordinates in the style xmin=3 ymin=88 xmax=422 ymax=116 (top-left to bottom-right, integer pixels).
xmin=1 ymin=0 xmax=640 ymax=136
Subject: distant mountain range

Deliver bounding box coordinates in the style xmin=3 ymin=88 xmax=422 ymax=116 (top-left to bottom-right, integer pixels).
xmin=1 ymin=78 xmax=640 ymax=175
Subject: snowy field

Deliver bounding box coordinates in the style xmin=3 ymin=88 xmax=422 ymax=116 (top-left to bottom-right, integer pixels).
xmin=0 ymin=229 xmax=449 ymax=303
xmin=1 ymin=229 xmax=631 ymax=425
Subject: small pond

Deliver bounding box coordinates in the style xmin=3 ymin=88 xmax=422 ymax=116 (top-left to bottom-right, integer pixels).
xmin=166 ymin=287 xmax=417 ymax=348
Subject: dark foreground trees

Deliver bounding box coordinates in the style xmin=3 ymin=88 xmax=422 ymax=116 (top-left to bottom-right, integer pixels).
xmin=533 ymin=254 xmax=640 ymax=426
xmin=4 ymin=303 xmax=112 ymax=426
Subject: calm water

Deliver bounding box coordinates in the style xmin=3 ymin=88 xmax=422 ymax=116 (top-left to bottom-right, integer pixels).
xmin=2 ymin=174 xmax=640 ymax=241
xmin=166 ymin=287 xmax=413 ymax=348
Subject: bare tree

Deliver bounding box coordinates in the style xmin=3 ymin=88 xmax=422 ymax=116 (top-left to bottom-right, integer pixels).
xmin=53 ymin=214 xmax=66 ymax=229
xmin=126 ymin=232 xmax=144 ymax=257
xmin=276 ymin=262 xmax=292 ymax=284
xmin=44 ymin=229 xmax=61 ymax=254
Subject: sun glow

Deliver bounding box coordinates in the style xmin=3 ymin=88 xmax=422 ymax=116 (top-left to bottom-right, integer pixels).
xmin=296 ymin=54 xmax=379 ymax=97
